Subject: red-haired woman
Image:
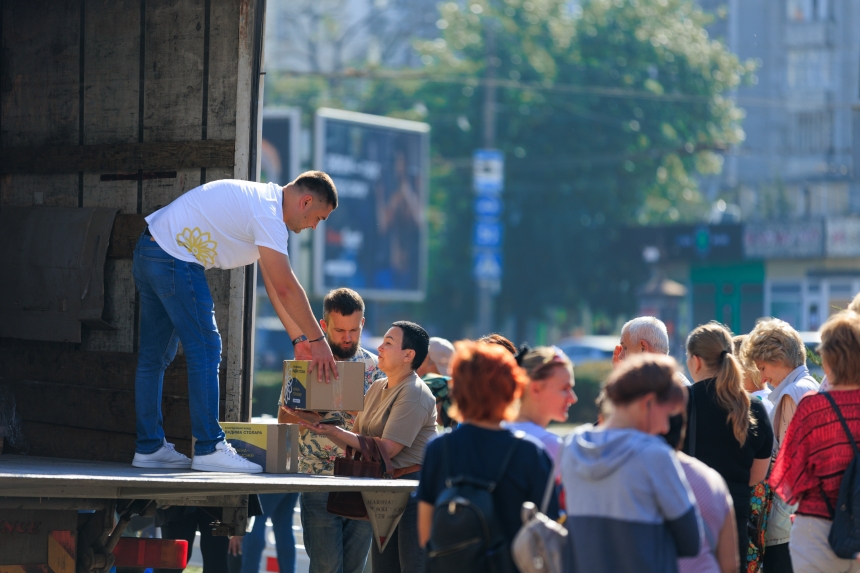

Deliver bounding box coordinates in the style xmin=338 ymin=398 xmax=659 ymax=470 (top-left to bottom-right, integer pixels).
xmin=416 ymin=341 xmax=558 ymax=572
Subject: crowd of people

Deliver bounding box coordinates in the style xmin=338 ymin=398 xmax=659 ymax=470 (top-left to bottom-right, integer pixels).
xmin=235 ymin=286 xmax=859 ymax=573
xmin=130 ymin=173 xmax=860 ymax=573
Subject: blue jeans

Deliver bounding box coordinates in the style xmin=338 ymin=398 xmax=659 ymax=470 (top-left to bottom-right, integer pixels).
xmin=370 ymin=473 xmax=424 ymax=573
xmin=300 ymin=491 xmax=373 ymax=573
xmin=242 ymin=493 xmax=299 ymax=573
xmin=133 ymin=232 xmax=225 ymax=456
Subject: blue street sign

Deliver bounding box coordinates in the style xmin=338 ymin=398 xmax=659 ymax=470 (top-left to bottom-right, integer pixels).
xmin=473 ymin=249 xmax=502 ymax=280
xmin=475 ymin=196 xmax=502 ymax=217
xmin=473 ymin=149 xmax=504 ymax=195
xmin=474 ymin=218 xmax=503 ymax=248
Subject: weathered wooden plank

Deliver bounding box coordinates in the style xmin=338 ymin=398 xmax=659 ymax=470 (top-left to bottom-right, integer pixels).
xmin=207 ymin=0 xmax=240 ymax=142
xmin=0 ymin=140 xmax=235 ymax=175
xmin=18 ymin=421 xmax=193 ymax=462
xmin=0 ymin=0 xmax=81 ymax=147
xmin=80 ymin=259 xmax=136 ymax=352
xmin=140 ymin=169 xmax=200 ymax=215
xmin=0 ymin=341 xmax=227 ymax=399
xmin=107 ymin=213 xmax=149 ymax=258
xmin=82 ymin=174 xmax=138 ymax=214
xmin=10 ymin=380 xmax=226 ymax=439
xmin=0 ymin=174 xmax=80 ymax=207
xmin=144 ymin=0 xmax=205 ymax=143
xmin=82 ymin=0 xmax=140 ymax=147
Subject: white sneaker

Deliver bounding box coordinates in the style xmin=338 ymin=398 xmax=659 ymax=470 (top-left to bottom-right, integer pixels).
xmin=191 ymin=441 xmax=263 ymax=473
xmin=132 ymin=440 xmax=192 ymax=469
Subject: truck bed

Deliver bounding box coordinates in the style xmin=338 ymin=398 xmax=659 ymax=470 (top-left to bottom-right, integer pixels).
xmin=0 ymin=455 xmax=417 ymax=500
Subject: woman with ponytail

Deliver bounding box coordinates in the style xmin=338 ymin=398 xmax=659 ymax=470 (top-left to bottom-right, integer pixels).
xmin=682 ymin=322 xmax=774 ymax=569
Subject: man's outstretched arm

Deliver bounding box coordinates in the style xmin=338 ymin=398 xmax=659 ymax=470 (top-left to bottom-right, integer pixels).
xmin=258 ymin=246 xmax=336 ymax=381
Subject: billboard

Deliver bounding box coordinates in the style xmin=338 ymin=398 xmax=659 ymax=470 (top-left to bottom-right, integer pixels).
xmin=314 ymin=108 xmax=429 ymax=301
xmin=261 ymin=108 xmax=302 ymax=263
xmin=744 ymin=220 xmax=824 ymax=259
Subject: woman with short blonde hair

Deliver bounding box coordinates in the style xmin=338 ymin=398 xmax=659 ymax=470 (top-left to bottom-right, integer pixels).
xmin=742 ymin=318 xmax=819 ymax=569
xmin=770 ymin=311 xmax=860 ymax=572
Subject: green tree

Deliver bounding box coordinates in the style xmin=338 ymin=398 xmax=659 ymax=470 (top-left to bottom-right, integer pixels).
xmin=266 ymin=0 xmax=754 ymax=339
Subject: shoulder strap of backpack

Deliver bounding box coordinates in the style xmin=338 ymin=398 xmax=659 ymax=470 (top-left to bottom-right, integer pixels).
xmin=488 ymin=431 xmax=523 ymax=493
xmin=818 ymin=392 xmax=859 ymax=518
xmin=822 ymin=392 xmax=860 ymax=455
xmin=538 ymin=445 xmax=560 ymax=514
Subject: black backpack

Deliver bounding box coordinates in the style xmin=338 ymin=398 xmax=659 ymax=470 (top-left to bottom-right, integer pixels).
xmin=426 ymin=432 xmax=522 ymax=573
xmin=820 ymin=392 xmax=860 ymax=559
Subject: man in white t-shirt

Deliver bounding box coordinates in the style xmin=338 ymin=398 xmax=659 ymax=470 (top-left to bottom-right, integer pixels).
xmin=131 ymin=172 xmax=338 ymax=473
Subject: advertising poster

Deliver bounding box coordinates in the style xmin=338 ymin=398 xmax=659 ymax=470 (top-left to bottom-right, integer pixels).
xmin=314 ymin=108 xmax=429 ymax=301
xmin=261 ymin=108 xmax=302 ymax=264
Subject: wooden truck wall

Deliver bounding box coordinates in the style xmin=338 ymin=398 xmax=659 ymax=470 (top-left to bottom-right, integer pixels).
xmin=0 ymin=0 xmax=264 ymax=462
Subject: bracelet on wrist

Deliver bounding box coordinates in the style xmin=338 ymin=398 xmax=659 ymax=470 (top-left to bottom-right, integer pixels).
xmin=308 ymin=335 xmax=326 ymax=343
xmin=291 ymin=334 xmax=308 ymax=347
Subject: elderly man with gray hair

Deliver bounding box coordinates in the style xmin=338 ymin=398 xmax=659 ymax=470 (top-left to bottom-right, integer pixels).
xmin=613 ymin=316 xmax=691 ymax=385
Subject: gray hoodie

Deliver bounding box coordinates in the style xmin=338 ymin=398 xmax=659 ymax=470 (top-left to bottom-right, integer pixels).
xmin=561 ymin=426 xmax=701 ymax=573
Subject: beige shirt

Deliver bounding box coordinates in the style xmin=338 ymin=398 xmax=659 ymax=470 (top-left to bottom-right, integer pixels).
xmin=354 ymin=372 xmax=437 ymax=469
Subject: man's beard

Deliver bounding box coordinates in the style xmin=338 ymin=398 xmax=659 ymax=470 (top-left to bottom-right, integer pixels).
xmin=328 ymin=336 xmax=359 ymax=360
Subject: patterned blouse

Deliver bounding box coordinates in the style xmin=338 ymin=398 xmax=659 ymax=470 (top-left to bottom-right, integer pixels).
xmin=298 ymin=347 xmax=384 ymax=475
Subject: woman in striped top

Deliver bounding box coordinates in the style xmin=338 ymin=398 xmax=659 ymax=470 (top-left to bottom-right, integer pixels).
xmin=769 ymin=310 xmax=860 ymax=573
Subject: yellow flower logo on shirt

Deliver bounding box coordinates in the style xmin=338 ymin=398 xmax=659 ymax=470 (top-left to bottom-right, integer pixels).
xmin=176 ymin=227 xmax=218 ymax=266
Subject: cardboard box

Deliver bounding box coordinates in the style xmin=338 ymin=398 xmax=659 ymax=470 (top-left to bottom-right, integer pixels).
xmin=221 ymin=422 xmax=300 ymax=473
xmin=280 ymin=360 xmax=365 ymax=412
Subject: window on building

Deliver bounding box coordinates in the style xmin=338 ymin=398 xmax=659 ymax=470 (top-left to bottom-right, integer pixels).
xmin=830 ymin=283 xmax=855 ymax=315
xmin=770 ymin=283 xmax=803 ymax=329
xmin=787 ymin=51 xmax=832 ymax=90
xmin=790 ymin=110 xmax=833 ymax=153
xmin=787 ymin=0 xmax=829 ymax=21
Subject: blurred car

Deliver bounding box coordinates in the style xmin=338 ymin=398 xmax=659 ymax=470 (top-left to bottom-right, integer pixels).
xmin=555 ymin=335 xmax=618 ymax=365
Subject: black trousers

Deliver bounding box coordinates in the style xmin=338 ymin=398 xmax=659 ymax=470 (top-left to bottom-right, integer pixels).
xmin=763 ymin=542 xmax=793 ymax=573
xmin=735 ymin=498 xmax=751 ymax=570
xmin=155 ymin=508 xmax=228 ymax=573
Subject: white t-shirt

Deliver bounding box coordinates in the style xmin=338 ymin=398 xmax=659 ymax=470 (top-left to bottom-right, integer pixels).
xmin=145 ymin=180 xmax=289 ymax=270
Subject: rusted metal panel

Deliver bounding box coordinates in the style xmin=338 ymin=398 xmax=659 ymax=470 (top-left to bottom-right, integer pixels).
xmin=0 ymin=510 xmax=77 ymax=566
xmin=0 ymin=207 xmax=118 ymax=342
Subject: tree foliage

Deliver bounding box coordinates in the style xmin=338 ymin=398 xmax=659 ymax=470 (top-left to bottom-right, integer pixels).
xmin=266 ymin=0 xmax=755 ymax=339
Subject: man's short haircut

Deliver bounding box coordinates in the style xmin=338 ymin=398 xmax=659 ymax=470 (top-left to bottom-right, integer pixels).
xmin=323 ymin=288 xmax=365 ymax=320
xmin=742 ymin=318 xmax=806 ymax=368
xmin=293 ymin=171 xmax=338 ymax=209
xmin=392 ymin=321 xmax=430 ymax=370
xmin=818 ymin=311 xmax=860 ymax=387
xmin=621 ymin=316 xmax=670 ymax=355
